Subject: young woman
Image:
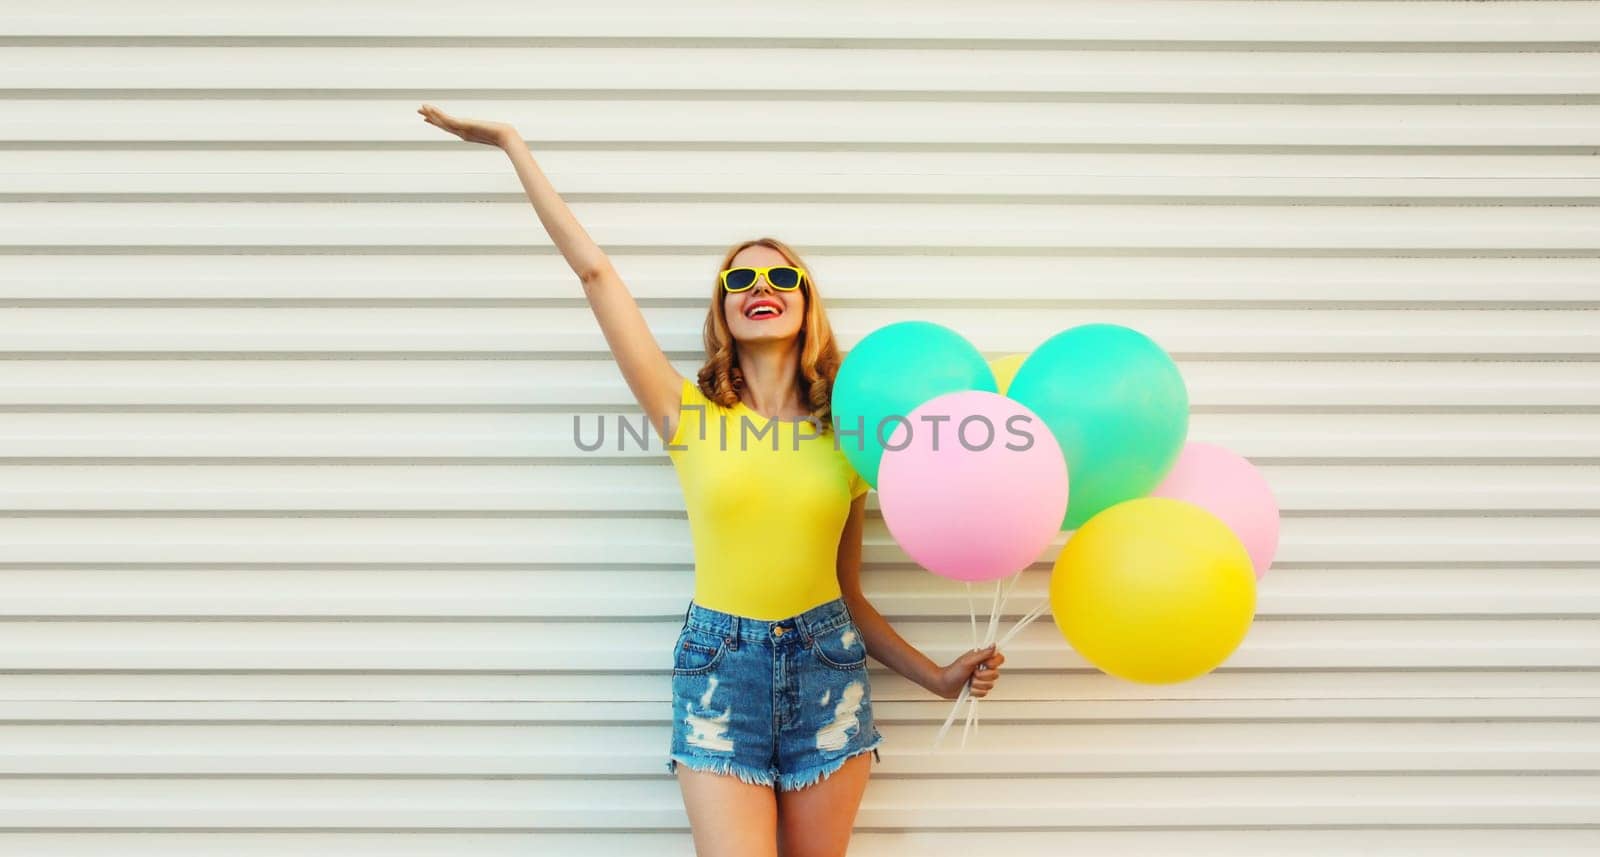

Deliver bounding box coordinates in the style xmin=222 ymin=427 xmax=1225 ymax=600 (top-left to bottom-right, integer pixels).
xmin=419 ymin=104 xmax=1006 ymax=857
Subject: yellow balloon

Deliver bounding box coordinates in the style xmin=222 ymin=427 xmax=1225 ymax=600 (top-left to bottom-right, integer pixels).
xmin=1050 ymin=497 xmax=1256 ymax=684
xmin=989 ymin=353 xmax=1027 ymax=396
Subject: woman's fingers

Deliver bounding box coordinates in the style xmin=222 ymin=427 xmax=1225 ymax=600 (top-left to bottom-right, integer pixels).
xmin=417 ymin=105 xmax=512 ymax=147
xmin=418 ymin=104 xmax=462 ymax=135
xmin=969 ymin=650 xmax=1004 ymax=696
xmin=418 ymin=107 xmax=448 ymax=132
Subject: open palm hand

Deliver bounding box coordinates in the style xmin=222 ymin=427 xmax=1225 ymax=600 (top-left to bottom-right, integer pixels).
xmin=417 ymin=103 xmax=517 ymax=148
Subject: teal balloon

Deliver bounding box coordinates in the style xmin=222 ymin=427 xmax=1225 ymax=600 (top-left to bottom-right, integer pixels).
xmin=1006 ymin=323 xmax=1188 ymax=530
xmin=832 ymin=321 xmax=996 ymax=488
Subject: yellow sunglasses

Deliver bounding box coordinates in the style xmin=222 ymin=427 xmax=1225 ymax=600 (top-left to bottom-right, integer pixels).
xmin=720 ymin=265 xmax=807 ymax=293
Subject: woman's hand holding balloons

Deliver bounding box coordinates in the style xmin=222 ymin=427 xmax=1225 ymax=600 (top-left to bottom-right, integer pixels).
xmin=932 ymin=644 xmax=1005 ymax=700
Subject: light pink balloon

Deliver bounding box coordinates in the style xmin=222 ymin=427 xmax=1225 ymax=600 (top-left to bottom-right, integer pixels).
xmin=877 ymin=390 xmax=1069 ymax=582
xmin=1150 ymin=441 xmax=1280 ymax=578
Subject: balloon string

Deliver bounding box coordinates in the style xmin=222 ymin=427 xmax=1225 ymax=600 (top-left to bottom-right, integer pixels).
xmin=998 ymin=569 xmax=1024 ymax=615
xmin=967 ymin=570 xmax=1024 ymax=742
xmin=960 ymin=582 xmax=996 ymax=748
xmin=1004 ymin=597 xmax=1043 ymax=639
xmin=939 ymin=571 xmax=1032 ymax=750
xmin=969 ymin=579 xmax=1001 ymax=741
xmin=963 ymin=580 xmax=983 ymax=746
xmin=998 ymin=597 xmax=1050 ymax=649
xmin=965 ymin=582 xmax=977 ymax=648
xmin=933 ymin=682 xmax=970 ymax=748
xmin=982 ymin=579 xmax=1002 ymax=647
xmin=937 ymin=579 xmax=987 ymax=750
xmin=974 ymin=587 xmax=1047 ymax=737
xmin=999 ymin=599 xmax=1050 ymax=648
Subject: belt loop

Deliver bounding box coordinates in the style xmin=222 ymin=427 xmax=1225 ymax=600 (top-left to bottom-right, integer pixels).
xmin=729 ymin=615 xmax=739 ymax=650
xmin=798 ymin=614 xmax=813 ymax=647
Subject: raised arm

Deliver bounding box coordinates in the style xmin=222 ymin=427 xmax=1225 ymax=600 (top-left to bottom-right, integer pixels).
xmin=417 ymin=104 xmax=685 ymax=443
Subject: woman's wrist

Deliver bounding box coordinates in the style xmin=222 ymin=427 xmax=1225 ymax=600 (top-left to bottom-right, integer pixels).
xmin=912 ymin=657 xmax=947 ymax=698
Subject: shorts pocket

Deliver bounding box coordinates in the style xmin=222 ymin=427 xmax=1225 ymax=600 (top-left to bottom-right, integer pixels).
xmin=810 ymin=622 xmax=867 ymax=671
xmin=672 ymin=626 xmax=730 ymax=676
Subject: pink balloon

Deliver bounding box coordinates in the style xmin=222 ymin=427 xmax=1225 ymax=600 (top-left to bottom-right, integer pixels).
xmin=1150 ymin=441 xmax=1280 ymax=578
xmin=877 ymin=390 xmax=1068 ymax=582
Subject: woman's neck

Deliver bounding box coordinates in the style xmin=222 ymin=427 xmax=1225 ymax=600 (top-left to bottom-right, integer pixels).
xmin=736 ymin=341 xmax=805 ymax=419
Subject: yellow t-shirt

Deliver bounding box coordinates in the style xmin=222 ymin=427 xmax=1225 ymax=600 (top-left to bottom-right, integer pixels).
xmin=667 ymin=376 xmax=869 ymax=621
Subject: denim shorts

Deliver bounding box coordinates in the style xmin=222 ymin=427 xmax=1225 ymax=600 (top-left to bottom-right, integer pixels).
xmin=665 ymin=596 xmax=884 ymax=792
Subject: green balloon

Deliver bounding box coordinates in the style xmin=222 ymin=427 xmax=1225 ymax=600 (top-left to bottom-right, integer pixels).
xmin=1006 ymin=324 xmax=1188 ymax=530
xmin=832 ymin=321 xmax=996 ymax=488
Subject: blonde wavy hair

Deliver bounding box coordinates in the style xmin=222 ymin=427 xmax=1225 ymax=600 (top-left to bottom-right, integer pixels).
xmin=694 ymin=237 xmax=844 ymax=433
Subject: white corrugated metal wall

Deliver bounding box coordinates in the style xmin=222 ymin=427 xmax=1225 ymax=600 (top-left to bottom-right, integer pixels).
xmin=2 ymin=1 xmax=1598 ymax=854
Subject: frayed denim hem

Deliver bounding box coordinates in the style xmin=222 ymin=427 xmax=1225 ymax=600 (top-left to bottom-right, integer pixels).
xmin=774 ymin=734 xmax=884 ymax=793
xmin=666 ymin=753 xmax=777 ymax=788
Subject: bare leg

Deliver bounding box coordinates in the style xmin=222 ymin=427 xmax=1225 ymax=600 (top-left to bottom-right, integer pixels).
xmin=675 ymin=765 xmax=780 ymax=857
xmin=774 ymin=751 xmax=873 ymax=857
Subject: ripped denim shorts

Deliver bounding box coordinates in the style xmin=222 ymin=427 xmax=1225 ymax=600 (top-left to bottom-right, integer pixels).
xmin=666 ymin=596 xmax=884 ymax=792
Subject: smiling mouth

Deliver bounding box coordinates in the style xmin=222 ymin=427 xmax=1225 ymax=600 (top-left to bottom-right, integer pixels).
xmin=745 ymin=305 xmax=783 ymax=320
